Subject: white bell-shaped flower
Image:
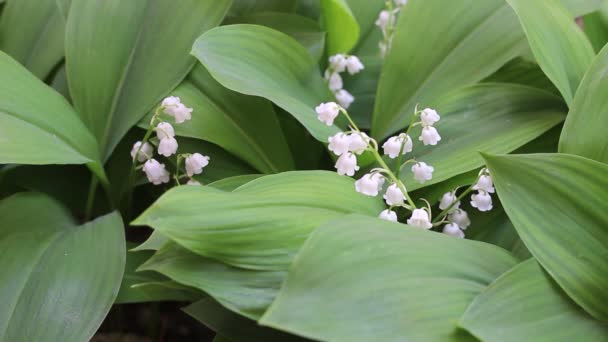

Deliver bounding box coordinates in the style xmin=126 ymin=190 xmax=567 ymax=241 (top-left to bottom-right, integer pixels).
xmin=348 ymin=132 xmax=370 ymax=155
xmin=439 ymin=191 xmax=460 ymax=212
xmin=376 ymin=10 xmax=391 ymax=31
xmin=394 ymin=0 xmax=408 ymax=6
xmin=346 ymin=56 xmax=365 ymax=75
xmin=379 ymin=209 xmax=398 ymax=222
xmin=382 ymin=134 xmax=412 ymax=159
xmin=165 ymin=103 xmax=193 ymax=124
xmin=131 ymin=141 xmax=153 ymax=162
xmin=355 ymin=173 xmax=385 ymax=196
xmin=335 ymin=152 xmax=359 ymax=176
xmin=158 ymin=137 xmax=178 ymax=157
xmin=420 ymin=108 xmax=440 ymax=126
xmin=448 ymin=209 xmax=471 ymax=230
xmin=328 ymin=72 xmax=343 ymax=92
xmin=329 ymin=54 xmax=347 ymax=73
xmin=384 ymin=183 xmax=405 ymax=206
xmin=419 ymin=126 xmax=441 ymax=146
xmin=335 ymin=89 xmax=355 ymax=109
xmin=315 ymin=102 xmax=340 ymax=126
xmin=443 ymin=223 xmax=465 ymax=238
xmin=411 ymin=162 xmax=434 ymax=183
xmin=155 ymin=122 xmax=175 ymax=140
xmin=185 ymin=153 xmax=210 ymax=177
xmin=142 ymin=159 xmax=170 ymax=185
xmin=407 ymin=208 xmax=433 ymax=229
xmin=328 ymin=132 xmax=351 ymax=156
xmin=471 ymin=191 xmax=493 ymax=212
xmin=187 ymin=179 xmax=201 ymax=186
xmin=161 ymin=96 xmax=181 ymax=108
xmin=473 ymin=175 xmax=495 ymax=193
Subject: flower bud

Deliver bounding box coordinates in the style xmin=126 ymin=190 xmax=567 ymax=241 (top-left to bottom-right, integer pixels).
xmin=315 ymin=102 xmax=340 ymax=126
xmin=407 ymin=209 xmax=433 ymax=229
xmin=335 ymin=152 xmax=359 ymax=176
xmin=345 ymin=56 xmax=364 ymax=75
xmin=443 ymin=223 xmax=464 ymax=238
xmin=379 ymin=209 xmax=398 ymax=222
xmin=328 ymin=132 xmax=351 ymax=156
xmin=419 ymin=126 xmax=441 ymax=146
xmin=384 ymin=183 xmax=406 ymax=206
xmin=471 ymin=191 xmax=493 ymax=212
xmin=158 ymin=137 xmax=178 ymax=157
xmin=420 ymin=108 xmax=440 ymax=126
xmin=131 ymin=141 xmax=153 ymax=162
xmin=185 ymin=153 xmax=210 ymax=177
xmin=142 ymin=159 xmax=170 ymax=185
xmin=411 ymin=162 xmax=434 ymax=184
xmin=355 ymin=173 xmax=385 ymax=196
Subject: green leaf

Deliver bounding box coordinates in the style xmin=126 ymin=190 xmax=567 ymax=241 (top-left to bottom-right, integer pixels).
xmin=560 ymin=0 xmax=603 ymax=17
xmin=207 ymin=174 xmax=264 ymax=191
xmin=228 ymin=0 xmax=297 ymax=16
xmin=484 ymin=153 xmax=608 ymax=321
xmin=506 ymin=0 xmax=595 ymax=106
xmin=371 ymin=0 xmax=529 ymax=139
xmin=133 ymin=171 xmax=384 ymax=270
xmin=320 ymin=0 xmax=359 ymax=55
xmin=0 ymin=52 xmax=105 ymax=181
xmin=559 ymin=44 xmax=608 ymax=163
xmin=55 ymin=0 xmax=71 ymax=19
xmin=66 ymin=0 xmax=232 ymax=161
xmin=224 ymin=12 xmax=326 ymax=61
xmin=397 ymin=84 xmax=565 ymax=191
xmin=140 ymin=78 xmax=294 ymax=173
xmin=260 ymin=215 xmax=517 ymax=341
xmin=0 ymin=0 xmax=65 ymax=79
xmin=0 ymin=193 xmax=125 ymax=342
xmin=140 ymin=242 xmax=282 ymax=320
xmin=483 ymin=58 xmax=558 ymax=94
xmin=583 ymin=4 xmax=608 ymax=53
xmin=185 ymin=297 xmax=310 ymax=342
xmin=192 ymin=24 xmax=338 ymax=142
xmin=459 ymin=259 xmax=608 ymax=341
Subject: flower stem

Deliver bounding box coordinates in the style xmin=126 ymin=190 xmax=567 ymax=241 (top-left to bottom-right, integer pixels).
xmin=432 ymin=179 xmax=479 ymax=224
xmin=84 ymin=175 xmax=98 ymax=222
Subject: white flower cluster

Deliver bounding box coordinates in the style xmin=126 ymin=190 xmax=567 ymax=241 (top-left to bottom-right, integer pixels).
xmin=323 ymin=54 xmax=364 ymax=109
xmin=315 ymin=101 xmax=443 ymax=231
xmin=376 ymin=0 xmax=408 ymax=57
xmin=130 ymin=96 xmax=209 ymax=186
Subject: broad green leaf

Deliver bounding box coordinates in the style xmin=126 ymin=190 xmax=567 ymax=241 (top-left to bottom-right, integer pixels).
xmin=320 ymin=0 xmax=359 ymax=55
xmin=140 ymin=79 xmax=293 ymax=173
xmin=483 ymin=58 xmax=558 ymax=94
xmin=459 ymin=259 xmax=608 ymax=341
xmin=0 ymin=0 xmax=65 ymax=79
xmin=66 ymin=0 xmax=232 ymax=161
xmin=0 ymin=52 xmax=105 ymax=181
xmin=224 ymin=12 xmax=326 ymax=61
xmin=0 ymin=193 xmax=125 ymax=342
xmin=133 ymin=171 xmax=384 ymax=270
xmin=207 ymin=174 xmax=264 ymax=191
xmin=371 ymin=0 xmax=529 ymax=139
xmin=584 ymin=4 xmax=608 ymax=52
xmin=507 ymin=0 xmax=595 ymax=105
xmin=185 ymin=297 xmax=309 ymax=342
xmin=561 ymin=0 xmax=603 ymax=17
xmin=228 ymin=0 xmax=297 ymax=16
xmin=55 ymin=0 xmax=71 ymax=19
xmin=396 ymin=84 xmax=565 ymax=191
xmin=141 ymin=242 xmax=282 ymax=319
xmin=261 ymin=215 xmax=517 ymax=341
xmin=559 ymin=44 xmax=608 ymax=163
xmin=192 ymin=24 xmax=338 ymax=142
xmin=484 ymin=153 xmax=608 ymax=321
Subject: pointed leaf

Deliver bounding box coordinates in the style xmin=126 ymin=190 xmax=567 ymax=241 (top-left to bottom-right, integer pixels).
xmin=484 ymin=153 xmax=608 ymax=321
xmin=320 ymin=0 xmax=359 ymax=55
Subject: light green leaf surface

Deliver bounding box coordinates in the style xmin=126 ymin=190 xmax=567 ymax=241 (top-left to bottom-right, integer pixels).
xmin=224 ymin=12 xmax=326 ymax=61
xmin=483 ymin=58 xmax=558 ymax=94
xmin=0 ymin=52 xmax=105 ymax=180
xmin=459 ymin=259 xmax=608 ymax=341
xmin=372 ymin=0 xmax=529 ymax=139
xmin=584 ymin=4 xmax=608 ymax=53
xmin=66 ymin=0 xmax=231 ymax=160
xmin=207 ymin=174 xmax=264 ymax=191
xmin=320 ymin=0 xmax=359 ymax=55
xmin=559 ymin=44 xmax=608 ymax=163
xmin=261 ymin=215 xmax=517 ymax=342
xmin=0 ymin=193 xmax=125 ymax=342
xmin=398 ymin=84 xmax=565 ymax=191
xmin=192 ymin=24 xmax=338 ymax=142
xmin=141 ymin=78 xmax=293 ymax=174
xmin=133 ymin=171 xmax=384 ymax=270
xmin=506 ymin=0 xmax=595 ymax=105
xmin=0 ymin=0 xmax=65 ymax=79
xmin=55 ymin=0 xmax=72 ymax=19
xmin=228 ymin=0 xmax=296 ymax=16
xmin=484 ymin=153 xmax=608 ymax=321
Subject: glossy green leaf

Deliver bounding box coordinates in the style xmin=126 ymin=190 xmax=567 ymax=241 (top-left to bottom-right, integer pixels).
xmin=0 ymin=193 xmax=125 ymax=342
xmin=0 ymin=52 xmax=105 ymax=180
xmin=140 ymin=242 xmax=282 ymax=319
xmin=459 ymin=259 xmax=608 ymax=341
xmin=261 ymin=215 xmax=517 ymax=341
xmin=372 ymin=0 xmax=529 ymax=139
xmin=66 ymin=0 xmax=231 ymax=160
xmin=561 ymin=0 xmax=603 ymax=17
xmin=224 ymin=12 xmax=325 ymax=61
xmin=507 ymin=0 xmax=595 ymax=105
xmin=397 ymin=84 xmax=565 ymax=191
xmin=133 ymin=171 xmax=384 ymax=270
xmin=484 ymin=153 xmax=608 ymax=321
xmin=483 ymin=58 xmax=558 ymax=94
xmin=192 ymin=24 xmax=338 ymax=142
xmin=559 ymin=44 xmax=608 ymax=163
xmin=140 ymin=79 xmax=293 ymax=173
xmin=584 ymin=3 xmax=608 ymax=52
xmin=320 ymin=0 xmax=359 ymax=55
xmin=207 ymin=174 xmax=263 ymax=191
xmin=0 ymin=0 xmax=65 ymax=79
xmin=228 ymin=0 xmax=296 ymax=16
xmin=55 ymin=0 xmax=71 ymax=19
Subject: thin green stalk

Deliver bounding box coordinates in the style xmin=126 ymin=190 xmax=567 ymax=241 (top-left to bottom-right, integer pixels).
xmin=432 ymin=180 xmax=478 ymax=224
xmin=84 ymin=175 xmax=99 ymax=222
